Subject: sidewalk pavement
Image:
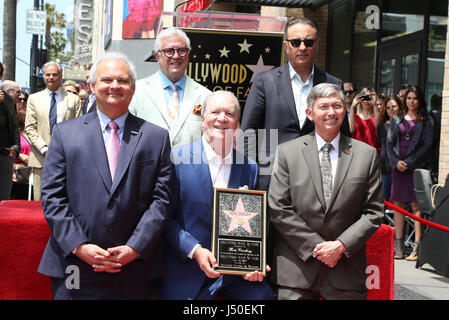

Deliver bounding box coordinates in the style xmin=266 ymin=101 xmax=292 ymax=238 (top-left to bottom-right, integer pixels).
xmin=394 ymin=258 xmax=449 ymax=300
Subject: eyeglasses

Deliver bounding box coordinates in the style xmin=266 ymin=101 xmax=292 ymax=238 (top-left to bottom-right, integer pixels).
xmin=286 ymin=38 xmax=316 ymax=48
xmin=158 ymin=47 xmax=189 ymax=58
xmin=66 ymin=90 xmax=78 ymax=95
xmin=18 ymin=98 xmax=27 ymax=102
xmin=344 ymin=90 xmax=354 ymax=95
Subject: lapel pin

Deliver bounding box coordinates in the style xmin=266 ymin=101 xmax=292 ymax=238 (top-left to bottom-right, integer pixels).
xmin=343 ymin=148 xmax=351 ymax=155
xmin=193 ymin=105 xmax=203 ymax=116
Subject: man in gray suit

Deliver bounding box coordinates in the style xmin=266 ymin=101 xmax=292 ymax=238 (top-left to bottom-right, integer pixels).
xmin=129 ymin=27 xmax=211 ymax=147
xmin=268 ymin=83 xmax=383 ymax=300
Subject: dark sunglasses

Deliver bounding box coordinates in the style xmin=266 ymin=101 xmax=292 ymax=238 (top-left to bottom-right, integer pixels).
xmin=18 ymin=98 xmax=27 ymax=102
xmin=158 ymin=47 xmax=189 ymax=58
xmin=286 ymin=38 xmax=316 ymax=48
xmin=344 ymin=90 xmax=354 ymax=95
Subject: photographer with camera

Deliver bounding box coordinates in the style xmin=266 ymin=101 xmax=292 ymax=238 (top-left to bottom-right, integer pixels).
xmin=348 ymin=87 xmax=379 ymax=151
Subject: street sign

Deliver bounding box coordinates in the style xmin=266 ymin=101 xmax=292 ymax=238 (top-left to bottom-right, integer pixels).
xmin=26 ymin=10 xmax=46 ymax=35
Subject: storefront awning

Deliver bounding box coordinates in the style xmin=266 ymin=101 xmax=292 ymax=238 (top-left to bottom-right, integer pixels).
xmin=212 ymin=0 xmax=329 ymax=8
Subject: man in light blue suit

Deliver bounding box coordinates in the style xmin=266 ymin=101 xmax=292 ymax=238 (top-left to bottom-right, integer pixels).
xmin=160 ymin=91 xmax=274 ymax=300
xmin=129 ymin=27 xmax=211 ymax=147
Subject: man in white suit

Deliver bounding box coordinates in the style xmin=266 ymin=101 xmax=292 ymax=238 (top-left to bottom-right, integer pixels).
xmin=129 ymin=27 xmax=211 ymax=147
xmin=25 ymin=61 xmax=82 ymax=200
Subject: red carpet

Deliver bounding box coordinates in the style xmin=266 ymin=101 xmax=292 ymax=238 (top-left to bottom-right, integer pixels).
xmin=0 ymin=200 xmax=394 ymax=300
xmin=0 ymin=200 xmax=52 ymax=300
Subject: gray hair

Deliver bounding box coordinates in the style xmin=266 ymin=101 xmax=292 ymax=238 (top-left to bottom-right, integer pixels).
xmin=285 ymin=17 xmax=320 ymax=41
xmin=307 ymin=83 xmax=345 ymax=110
xmin=89 ymin=52 xmax=137 ymax=84
xmin=42 ymin=61 xmax=62 ymax=74
xmin=0 ymin=80 xmax=19 ymax=91
xmin=203 ymin=90 xmax=241 ymax=120
xmin=154 ymin=27 xmax=191 ymax=53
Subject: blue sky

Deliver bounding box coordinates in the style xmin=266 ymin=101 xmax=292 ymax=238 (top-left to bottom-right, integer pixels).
xmin=0 ymin=0 xmax=74 ymax=89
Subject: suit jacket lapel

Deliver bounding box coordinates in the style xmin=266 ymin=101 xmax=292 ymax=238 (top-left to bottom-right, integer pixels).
xmin=327 ymin=135 xmax=353 ymax=212
xmin=145 ymin=75 xmax=172 ymax=127
xmin=192 ymin=141 xmax=213 ymax=211
xmin=110 ymin=114 xmax=141 ymax=195
xmin=171 ymin=77 xmax=200 ymax=141
xmin=83 ymin=112 xmax=112 ymax=191
xmin=278 ymin=64 xmax=300 ymax=128
xmin=302 ymin=134 xmax=326 ymax=210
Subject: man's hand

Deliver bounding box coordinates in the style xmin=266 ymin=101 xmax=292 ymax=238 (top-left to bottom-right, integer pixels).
xmin=75 ymin=243 xmax=122 ymax=273
xmin=192 ymin=246 xmax=220 ymax=278
xmin=312 ymin=240 xmax=346 ymax=268
xmin=105 ymin=245 xmax=140 ymax=271
xmin=243 ymin=265 xmax=271 ymax=282
xmin=5 ymin=147 xmax=17 ymax=159
xmin=0 ymin=90 xmax=4 ymax=103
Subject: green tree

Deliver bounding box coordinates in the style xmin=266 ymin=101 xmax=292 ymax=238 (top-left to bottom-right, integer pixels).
xmin=45 ymin=3 xmax=71 ymax=63
xmin=2 ymin=0 xmax=17 ymax=81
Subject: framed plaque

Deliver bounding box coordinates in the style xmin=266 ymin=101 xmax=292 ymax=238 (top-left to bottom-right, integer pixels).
xmin=211 ymin=187 xmax=267 ymax=275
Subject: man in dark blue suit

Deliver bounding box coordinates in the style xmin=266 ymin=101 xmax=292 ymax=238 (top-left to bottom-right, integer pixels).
xmin=38 ymin=52 xmax=175 ymax=300
xmin=159 ymin=91 xmax=274 ymax=300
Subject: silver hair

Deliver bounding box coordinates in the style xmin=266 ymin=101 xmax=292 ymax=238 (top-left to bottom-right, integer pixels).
xmin=0 ymin=80 xmax=19 ymax=91
xmin=202 ymin=90 xmax=241 ymax=120
xmin=154 ymin=27 xmax=191 ymax=53
xmin=89 ymin=52 xmax=137 ymax=84
xmin=42 ymin=61 xmax=62 ymax=74
xmin=306 ymin=83 xmax=345 ymax=110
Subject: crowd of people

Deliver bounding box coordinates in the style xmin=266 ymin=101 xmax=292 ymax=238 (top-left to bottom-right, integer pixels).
xmin=0 ymin=17 xmax=442 ymax=300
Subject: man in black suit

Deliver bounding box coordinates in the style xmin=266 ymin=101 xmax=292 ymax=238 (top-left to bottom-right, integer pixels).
xmin=240 ymin=17 xmax=348 ymax=191
xmin=83 ymin=63 xmax=97 ymax=114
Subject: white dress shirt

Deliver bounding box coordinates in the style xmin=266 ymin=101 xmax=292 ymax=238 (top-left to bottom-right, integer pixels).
xmin=315 ymin=132 xmax=340 ymax=185
xmin=289 ymin=62 xmax=315 ymax=129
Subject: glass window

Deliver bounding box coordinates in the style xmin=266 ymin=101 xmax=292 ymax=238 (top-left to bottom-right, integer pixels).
xmin=381 ymin=0 xmax=425 ymax=41
xmin=426 ymin=13 xmax=447 ymax=108
xmin=351 ymin=0 xmax=378 ymax=90
xmin=328 ymin=1 xmax=352 ymax=81
xmin=379 ymin=58 xmax=395 ymax=96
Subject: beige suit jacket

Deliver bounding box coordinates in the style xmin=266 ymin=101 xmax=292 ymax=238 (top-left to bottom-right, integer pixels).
xmin=268 ymin=132 xmax=383 ymax=293
xmin=129 ymin=72 xmax=211 ymax=147
xmin=25 ymin=89 xmax=82 ymax=168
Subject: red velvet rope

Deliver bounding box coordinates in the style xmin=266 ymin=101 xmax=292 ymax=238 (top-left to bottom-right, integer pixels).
xmin=384 ymin=200 xmax=449 ymax=233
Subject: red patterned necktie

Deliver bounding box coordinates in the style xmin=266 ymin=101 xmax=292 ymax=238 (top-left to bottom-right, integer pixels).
xmin=106 ymin=121 xmax=120 ymax=180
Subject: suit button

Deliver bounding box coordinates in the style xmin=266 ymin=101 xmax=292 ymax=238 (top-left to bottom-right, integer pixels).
xmin=107 ymin=225 xmax=113 ymax=231
xmin=108 ymin=200 xmax=115 ymax=209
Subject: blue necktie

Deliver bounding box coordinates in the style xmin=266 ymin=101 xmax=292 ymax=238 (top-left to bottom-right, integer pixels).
xmin=49 ymin=92 xmax=57 ymax=134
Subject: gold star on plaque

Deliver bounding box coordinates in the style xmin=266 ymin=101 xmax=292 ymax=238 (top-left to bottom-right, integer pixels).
xmin=205 ymin=53 xmax=211 ymax=59
xmin=219 ymin=46 xmax=231 ymax=58
xmin=224 ymin=197 xmax=258 ymax=234
xmin=238 ymin=39 xmax=253 ymax=53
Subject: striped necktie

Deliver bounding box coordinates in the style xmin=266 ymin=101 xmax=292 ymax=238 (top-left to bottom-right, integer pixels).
xmin=49 ymin=92 xmax=57 ymax=134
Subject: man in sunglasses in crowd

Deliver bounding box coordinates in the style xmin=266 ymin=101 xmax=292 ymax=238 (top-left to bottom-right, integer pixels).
xmin=241 ymin=17 xmax=349 ymax=193
xmin=343 ymin=81 xmax=357 ymax=113
xmin=129 ymin=27 xmax=211 ymax=147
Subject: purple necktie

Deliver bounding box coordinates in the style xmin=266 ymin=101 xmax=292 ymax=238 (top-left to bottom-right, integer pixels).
xmin=106 ymin=121 xmax=120 ymax=180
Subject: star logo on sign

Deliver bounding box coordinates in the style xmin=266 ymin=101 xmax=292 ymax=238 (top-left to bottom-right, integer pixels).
xmin=205 ymin=53 xmax=211 ymax=59
xmin=219 ymin=46 xmax=231 ymax=58
xmin=238 ymin=39 xmax=253 ymax=53
xmin=224 ymin=197 xmax=258 ymax=234
xmin=246 ymin=55 xmax=275 ymax=83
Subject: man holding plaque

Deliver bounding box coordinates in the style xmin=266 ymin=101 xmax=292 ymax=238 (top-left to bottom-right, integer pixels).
xmin=268 ymin=83 xmax=383 ymax=300
xmin=160 ymin=91 xmax=274 ymax=300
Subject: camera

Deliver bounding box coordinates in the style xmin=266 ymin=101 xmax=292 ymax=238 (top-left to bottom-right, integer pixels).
xmin=361 ymin=94 xmax=371 ymax=101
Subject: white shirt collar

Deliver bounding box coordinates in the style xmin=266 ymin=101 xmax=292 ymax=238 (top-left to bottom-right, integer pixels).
xmin=46 ymin=87 xmax=62 ymax=98
xmin=315 ymin=132 xmax=340 ymax=153
xmin=288 ymin=62 xmax=315 ymax=84
xmin=202 ymin=135 xmax=233 ymax=165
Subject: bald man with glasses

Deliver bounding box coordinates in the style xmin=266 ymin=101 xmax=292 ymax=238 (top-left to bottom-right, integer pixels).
xmin=129 ymin=27 xmax=211 ymax=147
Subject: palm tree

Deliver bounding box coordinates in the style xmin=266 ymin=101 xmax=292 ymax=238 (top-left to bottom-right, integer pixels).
xmin=2 ymin=0 xmax=17 ymax=81
xmin=45 ymin=3 xmax=67 ymax=62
